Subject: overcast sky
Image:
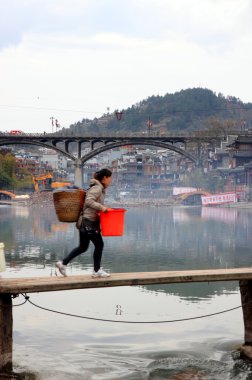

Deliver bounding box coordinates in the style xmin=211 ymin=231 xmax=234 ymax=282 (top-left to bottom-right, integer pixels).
xmin=0 ymin=0 xmax=252 ymax=133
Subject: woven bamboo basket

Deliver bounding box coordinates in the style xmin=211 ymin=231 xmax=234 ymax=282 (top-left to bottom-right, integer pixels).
xmin=53 ymin=188 xmax=85 ymax=222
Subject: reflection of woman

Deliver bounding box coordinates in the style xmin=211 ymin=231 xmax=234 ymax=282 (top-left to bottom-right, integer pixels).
xmin=56 ymin=168 xmax=112 ymax=278
xmin=0 ymin=242 xmax=6 ymax=275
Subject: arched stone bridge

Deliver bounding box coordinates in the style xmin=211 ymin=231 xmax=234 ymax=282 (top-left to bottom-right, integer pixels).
xmin=0 ymin=190 xmax=16 ymax=200
xmin=0 ymin=134 xmax=221 ymax=186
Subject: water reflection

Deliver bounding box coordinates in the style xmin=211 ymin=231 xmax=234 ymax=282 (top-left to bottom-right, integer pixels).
xmin=1 ymin=205 xmax=252 ymax=296
xmin=1 ymin=204 xmax=252 ymax=379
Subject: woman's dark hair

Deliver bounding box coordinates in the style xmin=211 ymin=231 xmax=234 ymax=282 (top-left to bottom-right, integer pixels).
xmin=94 ymin=168 xmax=112 ymax=181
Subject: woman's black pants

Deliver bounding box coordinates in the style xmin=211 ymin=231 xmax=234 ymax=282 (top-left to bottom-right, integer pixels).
xmin=62 ymin=228 xmax=104 ymax=272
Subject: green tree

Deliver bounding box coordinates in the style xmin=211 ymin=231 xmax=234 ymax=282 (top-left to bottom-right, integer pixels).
xmin=182 ymin=168 xmax=225 ymax=193
xmin=0 ymin=153 xmax=33 ymax=190
xmin=201 ymin=117 xmax=235 ymax=138
xmin=0 ymin=153 xmax=17 ymax=189
xmin=15 ymin=170 xmax=33 ymax=191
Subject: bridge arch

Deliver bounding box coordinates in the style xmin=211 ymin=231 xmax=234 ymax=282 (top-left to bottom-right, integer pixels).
xmin=177 ymin=190 xmax=211 ymax=205
xmin=0 ymin=134 xmax=207 ymax=187
xmin=0 ymin=140 xmax=76 ymax=161
xmin=0 ymin=135 xmax=199 ymax=164
xmin=80 ymin=140 xmax=198 ymax=164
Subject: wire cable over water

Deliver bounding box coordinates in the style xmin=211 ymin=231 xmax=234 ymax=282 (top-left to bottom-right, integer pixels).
xmin=18 ymin=293 xmax=244 ymax=324
xmin=12 ymin=294 xmax=29 ymax=307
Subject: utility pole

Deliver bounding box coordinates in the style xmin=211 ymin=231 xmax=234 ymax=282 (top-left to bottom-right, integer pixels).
xmin=50 ymin=117 xmax=55 ymax=133
xmin=147 ymin=116 xmax=152 ymax=136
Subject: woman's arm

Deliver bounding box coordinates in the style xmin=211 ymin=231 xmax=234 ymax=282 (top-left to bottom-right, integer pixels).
xmin=85 ymin=186 xmax=107 ymax=211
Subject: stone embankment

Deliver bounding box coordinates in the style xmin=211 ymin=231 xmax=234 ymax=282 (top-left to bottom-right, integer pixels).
xmin=26 ymin=194 xmax=176 ymax=208
xmin=11 ymin=191 xmax=252 ymax=209
xmin=222 ymin=201 xmax=252 ymax=209
xmin=25 ymin=191 xmax=54 ymax=207
xmin=108 ymin=198 xmax=176 ymax=208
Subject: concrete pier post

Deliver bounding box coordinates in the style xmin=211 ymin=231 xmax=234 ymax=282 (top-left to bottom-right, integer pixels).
xmin=0 ymin=294 xmax=13 ymax=372
xmin=239 ymin=280 xmax=252 ymax=359
xmin=74 ymin=159 xmax=83 ymax=188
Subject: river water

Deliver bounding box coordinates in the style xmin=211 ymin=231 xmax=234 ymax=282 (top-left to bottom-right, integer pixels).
xmin=1 ymin=204 xmax=252 ymax=379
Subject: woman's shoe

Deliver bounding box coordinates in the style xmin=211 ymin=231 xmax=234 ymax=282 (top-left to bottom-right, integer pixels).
xmin=56 ymin=261 xmax=67 ymax=276
xmin=92 ymin=268 xmax=110 ymax=278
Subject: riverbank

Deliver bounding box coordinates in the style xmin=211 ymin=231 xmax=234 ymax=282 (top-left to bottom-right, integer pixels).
xmin=21 ymin=192 xmax=54 ymax=207
xmin=222 ymin=201 xmax=252 ymax=208
xmin=8 ymin=192 xmax=176 ymax=208
xmin=0 ymin=192 xmax=53 ymax=207
xmin=108 ymin=198 xmax=176 ymax=208
xmin=2 ymin=192 xmax=174 ymax=208
xmin=3 ymin=191 xmax=252 ymax=209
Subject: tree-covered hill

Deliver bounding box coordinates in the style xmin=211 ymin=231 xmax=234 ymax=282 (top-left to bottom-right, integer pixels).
xmin=61 ymin=88 xmax=252 ymax=136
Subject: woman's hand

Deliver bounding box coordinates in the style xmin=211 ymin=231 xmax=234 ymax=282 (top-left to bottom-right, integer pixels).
xmin=101 ymin=206 xmax=113 ymax=213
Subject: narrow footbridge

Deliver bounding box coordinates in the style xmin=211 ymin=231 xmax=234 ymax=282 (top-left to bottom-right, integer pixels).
xmin=1 ymin=267 xmax=252 ymax=372
xmin=1 ymin=267 xmax=252 ymax=293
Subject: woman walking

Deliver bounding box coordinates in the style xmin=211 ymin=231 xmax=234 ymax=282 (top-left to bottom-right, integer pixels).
xmin=56 ymin=168 xmax=112 ymax=277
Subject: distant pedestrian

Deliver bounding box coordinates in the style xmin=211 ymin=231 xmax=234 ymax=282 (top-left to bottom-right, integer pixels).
xmin=56 ymin=168 xmax=112 ymax=278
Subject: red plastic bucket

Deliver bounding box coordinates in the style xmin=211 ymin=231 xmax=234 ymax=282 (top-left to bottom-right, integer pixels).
xmin=100 ymin=208 xmax=126 ymax=236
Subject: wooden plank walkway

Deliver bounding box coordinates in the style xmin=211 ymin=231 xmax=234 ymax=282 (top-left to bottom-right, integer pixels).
xmin=2 ymin=267 xmax=252 ymax=371
xmin=2 ymin=267 xmax=252 ymax=294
